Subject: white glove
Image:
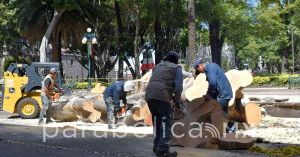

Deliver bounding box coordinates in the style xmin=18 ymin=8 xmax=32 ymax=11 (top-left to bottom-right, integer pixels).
xmin=182 ymin=70 xmax=193 ymax=78
xmin=187 ymin=72 xmax=193 ymax=78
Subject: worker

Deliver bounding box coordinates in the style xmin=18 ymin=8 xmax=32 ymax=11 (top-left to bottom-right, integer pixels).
xmin=103 ymin=80 xmax=135 ymax=129
xmin=145 ymin=51 xmax=183 ymax=157
xmin=193 ymin=59 xmax=235 ymax=133
xmin=38 ymin=68 xmax=61 ymax=125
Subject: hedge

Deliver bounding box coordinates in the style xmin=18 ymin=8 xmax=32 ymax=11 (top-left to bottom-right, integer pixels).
xmin=251 ymin=74 xmax=300 ymax=86
xmin=63 ymin=81 xmax=111 ymax=89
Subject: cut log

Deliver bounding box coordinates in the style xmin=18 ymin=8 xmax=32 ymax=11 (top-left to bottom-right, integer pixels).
xmin=264 ymin=106 xmax=300 ymax=118
xmin=225 ymin=70 xmax=253 ymax=107
xmin=184 ymin=74 xmax=208 ymax=101
xmin=50 ymin=95 xmax=107 ymax=122
xmin=228 ymin=100 xmax=262 ymax=127
xmin=249 ymin=97 xmax=260 ymax=101
xmin=171 ymin=97 xmax=227 ymax=148
xmin=259 ymin=102 xmax=300 ymax=110
xmin=275 ymin=98 xmax=289 ymax=102
xmin=48 ymin=69 xmax=260 ymax=132
xmin=91 ymin=83 xmax=106 ymax=94
xmin=217 ymin=134 xmax=254 ymax=150
xmin=228 ymin=99 xmax=246 ymax=123
xmin=245 ymin=102 xmax=262 ymax=127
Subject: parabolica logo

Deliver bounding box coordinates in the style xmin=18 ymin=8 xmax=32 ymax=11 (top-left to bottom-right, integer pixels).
xmin=42 ymin=121 xmax=247 ymax=142
xmin=204 ymin=123 xmax=220 ymax=138
xmin=171 ymin=122 xmax=221 ymax=139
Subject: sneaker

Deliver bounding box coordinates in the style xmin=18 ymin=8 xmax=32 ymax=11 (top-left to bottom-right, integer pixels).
xmin=153 ymin=147 xmax=157 ymax=153
xmin=226 ymin=121 xmax=236 ymax=133
xmin=156 ymin=151 xmax=177 ymax=157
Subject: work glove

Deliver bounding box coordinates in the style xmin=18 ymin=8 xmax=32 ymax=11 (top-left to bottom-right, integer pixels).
xmin=187 ymin=72 xmax=193 ymax=78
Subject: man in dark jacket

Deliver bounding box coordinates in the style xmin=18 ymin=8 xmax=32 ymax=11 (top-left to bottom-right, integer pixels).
xmin=193 ymin=59 xmax=235 ymax=132
xmin=103 ymin=80 xmax=135 ymax=129
xmin=145 ymin=51 xmax=183 ymax=157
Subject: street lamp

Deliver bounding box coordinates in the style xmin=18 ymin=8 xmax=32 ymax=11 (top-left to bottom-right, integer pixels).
xmin=82 ymin=28 xmax=97 ymax=92
xmin=291 ymin=30 xmax=295 ymax=74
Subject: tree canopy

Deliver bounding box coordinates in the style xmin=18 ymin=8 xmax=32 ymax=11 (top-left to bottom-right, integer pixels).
xmin=1 ymin=0 xmax=300 ymax=79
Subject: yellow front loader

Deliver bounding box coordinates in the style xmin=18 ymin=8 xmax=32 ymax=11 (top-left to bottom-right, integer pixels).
xmin=2 ymin=63 xmax=62 ymax=118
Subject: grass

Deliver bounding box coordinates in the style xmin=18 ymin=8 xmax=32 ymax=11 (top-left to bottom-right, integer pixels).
xmin=249 ymin=145 xmax=300 ymax=157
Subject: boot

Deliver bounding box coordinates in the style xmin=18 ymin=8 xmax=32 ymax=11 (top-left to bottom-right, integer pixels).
xmin=156 ymin=150 xmax=177 ymax=157
xmin=38 ymin=119 xmax=44 ymax=125
xmin=45 ymin=110 xmax=52 ymax=124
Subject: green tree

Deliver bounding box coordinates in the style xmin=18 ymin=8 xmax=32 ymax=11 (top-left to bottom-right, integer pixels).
xmin=195 ymin=0 xmax=251 ymax=66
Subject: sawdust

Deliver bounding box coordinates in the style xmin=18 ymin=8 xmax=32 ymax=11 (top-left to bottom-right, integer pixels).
xmin=237 ymin=115 xmax=300 ymax=144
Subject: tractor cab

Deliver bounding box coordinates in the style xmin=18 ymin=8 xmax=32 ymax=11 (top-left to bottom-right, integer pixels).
xmin=2 ymin=62 xmax=62 ymax=118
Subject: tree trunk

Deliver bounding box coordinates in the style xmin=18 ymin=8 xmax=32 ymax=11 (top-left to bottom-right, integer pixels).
xmin=187 ymin=0 xmax=197 ymax=69
xmin=134 ymin=2 xmax=141 ymax=79
xmin=52 ymin=27 xmax=63 ymax=79
xmin=58 ymin=31 xmax=63 ymax=79
xmin=39 ymin=9 xmax=64 ymax=62
xmin=124 ymin=56 xmax=136 ymax=78
xmin=209 ymin=21 xmax=224 ymax=66
xmin=115 ymin=1 xmax=124 ymax=79
xmin=153 ymin=0 xmax=163 ymax=65
xmin=281 ymin=50 xmax=288 ymax=73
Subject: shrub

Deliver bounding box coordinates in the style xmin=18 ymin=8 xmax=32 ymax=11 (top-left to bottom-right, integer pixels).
xmin=252 ymin=76 xmax=270 ymax=86
xmin=251 ymin=74 xmax=300 ymax=86
xmin=75 ymin=82 xmax=97 ymax=89
xmin=75 ymin=81 xmax=111 ymax=89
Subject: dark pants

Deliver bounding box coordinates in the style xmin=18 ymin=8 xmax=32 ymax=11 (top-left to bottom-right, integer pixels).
xmin=147 ymin=99 xmax=173 ymax=153
xmin=217 ymin=97 xmax=230 ymax=114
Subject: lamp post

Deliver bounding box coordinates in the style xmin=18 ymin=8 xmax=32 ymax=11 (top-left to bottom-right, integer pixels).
xmin=291 ymin=29 xmax=295 ymax=74
xmin=82 ymin=28 xmax=97 ymax=92
xmin=288 ymin=28 xmax=295 ymax=74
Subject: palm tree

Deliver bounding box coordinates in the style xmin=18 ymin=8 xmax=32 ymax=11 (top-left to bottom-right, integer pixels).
xmin=15 ymin=0 xmax=101 ymax=78
xmin=15 ymin=0 xmax=100 ymax=63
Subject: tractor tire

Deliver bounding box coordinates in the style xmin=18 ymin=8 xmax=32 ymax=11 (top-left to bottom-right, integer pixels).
xmin=17 ymin=97 xmax=40 ymax=119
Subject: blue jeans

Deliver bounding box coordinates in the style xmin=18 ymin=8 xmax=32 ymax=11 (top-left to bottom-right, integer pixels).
xmin=217 ymin=97 xmax=230 ymax=114
xmin=217 ymin=97 xmax=235 ymax=132
xmin=147 ymin=99 xmax=173 ymax=153
xmin=39 ymin=95 xmax=51 ymax=122
xmin=104 ymin=96 xmax=115 ymax=128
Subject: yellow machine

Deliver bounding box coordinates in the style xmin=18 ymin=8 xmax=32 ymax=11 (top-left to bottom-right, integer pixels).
xmin=2 ymin=63 xmax=62 ymax=118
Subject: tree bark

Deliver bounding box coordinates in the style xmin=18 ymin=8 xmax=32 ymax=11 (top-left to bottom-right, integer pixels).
xmin=52 ymin=29 xmax=63 ymax=78
xmin=187 ymin=0 xmax=197 ymax=68
xmin=153 ymin=0 xmax=163 ymax=65
xmin=39 ymin=9 xmax=64 ymax=62
xmin=134 ymin=2 xmax=141 ymax=78
xmin=115 ymin=1 xmax=124 ymax=79
xmin=124 ymin=56 xmax=136 ymax=78
xmin=209 ymin=20 xmax=224 ymax=66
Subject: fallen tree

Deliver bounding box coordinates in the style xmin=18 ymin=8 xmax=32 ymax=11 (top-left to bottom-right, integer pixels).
xmin=49 ymin=70 xmax=261 ymax=140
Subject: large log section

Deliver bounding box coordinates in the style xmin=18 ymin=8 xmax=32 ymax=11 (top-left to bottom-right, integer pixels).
xmin=49 ymin=70 xmax=261 ymax=138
